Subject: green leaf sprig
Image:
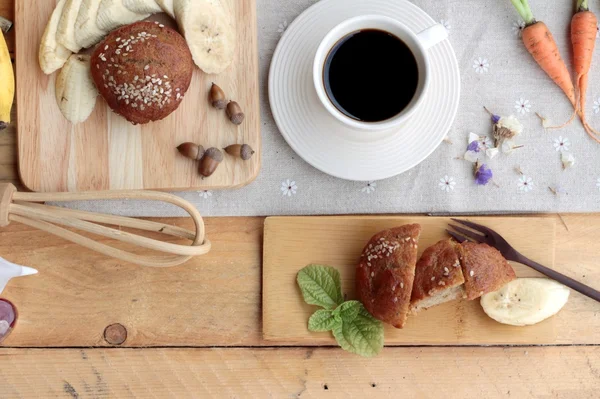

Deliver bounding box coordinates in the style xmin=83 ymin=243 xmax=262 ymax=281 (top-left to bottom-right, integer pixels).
xmin=297 ymin=264 xmax=384 ymax=357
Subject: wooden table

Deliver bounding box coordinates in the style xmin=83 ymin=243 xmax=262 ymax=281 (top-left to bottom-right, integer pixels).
xmin=1 ymin=3 xmax=599 ymax=397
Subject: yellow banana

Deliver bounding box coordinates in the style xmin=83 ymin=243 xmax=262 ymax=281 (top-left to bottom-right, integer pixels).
xmin=0 ymin=30 xmax=14 ymax=130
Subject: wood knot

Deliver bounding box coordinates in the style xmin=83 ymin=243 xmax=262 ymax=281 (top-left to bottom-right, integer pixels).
xmin=103 ymin=323 xmax=127 ymax=345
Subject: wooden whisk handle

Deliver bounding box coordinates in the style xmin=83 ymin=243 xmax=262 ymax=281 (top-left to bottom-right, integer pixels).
xmin=0 ymin=183 xmax=211 ymax=267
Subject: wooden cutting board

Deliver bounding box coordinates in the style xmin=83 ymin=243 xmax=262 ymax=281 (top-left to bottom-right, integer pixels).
xmin=263 ymin=216 xmax=559 ymax=345
xmin=15 ymin=0 xmax=259 ymax=192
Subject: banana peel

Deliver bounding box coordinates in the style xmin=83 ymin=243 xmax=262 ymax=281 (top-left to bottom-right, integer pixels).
xmin=0 ymin=17 xmax=14 ymax=130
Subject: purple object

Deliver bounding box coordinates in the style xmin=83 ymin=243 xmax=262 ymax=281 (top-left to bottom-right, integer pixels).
xmin=0 ymin=299 xmax=16 ymax=343
xmin=467 ymin=140 xmax=480 ymax=152
xmin=474 ymin=162 xmax=493 ymax=185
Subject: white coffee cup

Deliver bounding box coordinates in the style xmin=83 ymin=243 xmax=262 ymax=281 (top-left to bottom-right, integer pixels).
xmin=313 ymin=15 xmax=448 ymax=132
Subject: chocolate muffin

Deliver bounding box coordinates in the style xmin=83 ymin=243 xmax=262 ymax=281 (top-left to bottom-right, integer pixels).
xmin=90 ymin=21 xmax=194 ymax=125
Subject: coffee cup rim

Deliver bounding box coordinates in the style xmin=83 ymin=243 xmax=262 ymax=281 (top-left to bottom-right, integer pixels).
xmin=313 ymin=15 xmax=430 ymax=132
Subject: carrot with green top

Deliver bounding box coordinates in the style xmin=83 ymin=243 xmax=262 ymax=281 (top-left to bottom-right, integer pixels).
xmin=511 ymin=0 xmax=577 ymax=107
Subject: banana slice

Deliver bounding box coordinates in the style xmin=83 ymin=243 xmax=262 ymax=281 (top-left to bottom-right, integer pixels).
xmin=155 ymin=0 xmax=174 ymax=18
xmin=480 ymin=278 xmax=570 ymax=326
xmin=56 ymin=0 xmax=84 ymax=53
xmin=123 ymin=0 xmax=162 ymax=14
xmin=75 ymin=0 xmax=108 ymax=49
xmin=173 ymin=0 xmax=235 ymax=74
xmin=96 ymin=0 xmax=150 ymax=32
xmin=55 ymin=54 xmax=98 ymax=124
xmin=39 ymin=0 xmax=73 ymax=74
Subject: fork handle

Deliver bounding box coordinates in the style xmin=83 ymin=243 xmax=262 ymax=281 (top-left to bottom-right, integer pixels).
xmin=514 ymin=252 xmax=600 ymax=303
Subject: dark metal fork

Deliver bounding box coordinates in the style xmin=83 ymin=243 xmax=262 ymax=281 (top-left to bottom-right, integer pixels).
xmin=447 ymin=218 xmax=600 ymax=303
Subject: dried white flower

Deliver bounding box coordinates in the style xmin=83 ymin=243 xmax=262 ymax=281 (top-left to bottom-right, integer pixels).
xmin=496 ymin=115 xmax=523 ymax=137
xmin=561 ymin=152 xmax=575 ymax=169
xmin=486 ymin=147 xmax=499 ymax=159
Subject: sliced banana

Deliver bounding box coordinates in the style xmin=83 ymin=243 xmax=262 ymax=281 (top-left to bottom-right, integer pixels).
xmin=55 ymin=54 xmax=98 ymax=124
xmin=56 ymin=0 xmax=84 ymax=53
xmin=75 ymin=0 xmax=108 ymax=49
xmin=480 ymin=278 xmax=570 ymax=326
xmin=123 ymin=0 xmax=162 ymax=14
xmin=155 ymin=0 xmax=174 ymax=18
xmin=173 ymin=0 xmax=235 ymax=74
xmin=96 ymin=0 xmax=150 ymax=32
xmin=39 ymin=0 xmax=73 ymax=74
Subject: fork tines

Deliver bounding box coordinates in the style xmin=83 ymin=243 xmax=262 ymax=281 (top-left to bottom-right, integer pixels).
xmin=447 ymin=218 xmax=489 ymax=243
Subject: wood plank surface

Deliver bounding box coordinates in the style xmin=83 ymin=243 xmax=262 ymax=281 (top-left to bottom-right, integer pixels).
xmin=0 ymin=214 xmax=598 ymax=347
xmin=14 ymin=0 xmax=260 ymax=193
xmin=0 ymin=347 xmax=598 ymax=398
xmin=263 ymin=216 xmax=563 ymax=345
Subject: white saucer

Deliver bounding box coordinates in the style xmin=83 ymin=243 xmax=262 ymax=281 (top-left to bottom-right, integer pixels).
xmin=268 ymin=0 xmax=461 ymax=181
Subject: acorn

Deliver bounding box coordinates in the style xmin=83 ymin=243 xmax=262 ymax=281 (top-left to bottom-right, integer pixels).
xmin=199 ymin=147 xmax=223 ymax=177
xmin=209 ymin=83 xmax=227 ymax=110
xmin=177 ymin=142 xmax=205 ymax=161
xmin=226 ymin=101 xmax=245 ymax=125
xmin=224 ymin=144 xmax=255 ymax=161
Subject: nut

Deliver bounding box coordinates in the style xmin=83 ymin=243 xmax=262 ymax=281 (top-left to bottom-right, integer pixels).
xmin=226 ymin=101 xmax=245 ymax=125
xmin=177 ymin=142 xmax=205 ymax=161
xmin=199 ymin=147 xmax=223 ymax=177
xmin=224 ymin=144 xmax=255 ymax=161
xmin=209 ymin=83 xmax=227 ymax=110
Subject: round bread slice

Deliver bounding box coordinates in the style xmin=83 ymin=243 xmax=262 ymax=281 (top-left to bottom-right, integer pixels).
xmin=356 ymin=224 xmax=422 ymax=329
xmin=90 ymin=21 xmax=193 ymax=125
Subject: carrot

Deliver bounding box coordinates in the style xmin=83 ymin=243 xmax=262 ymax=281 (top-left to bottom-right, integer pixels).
xmin=510 ymin=0 xmax=577 ymax=106
xmin=522 ymin=21 xmax=577 ymax=107
xmin=571 ymin=0 xmax=600 ymax=142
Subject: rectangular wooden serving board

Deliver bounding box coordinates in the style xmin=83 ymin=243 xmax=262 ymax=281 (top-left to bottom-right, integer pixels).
xmin=263 ymin=216 xmax=560 ymax=345
xmin=15 ymin=0 xmax=260 ymax=192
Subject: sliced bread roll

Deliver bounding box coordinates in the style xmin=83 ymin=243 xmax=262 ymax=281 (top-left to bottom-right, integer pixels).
xmin=356 ymin=224 xmax=421 ymax=329
xmin=410 ymin=239 xmax=466 ymax=314
xmin=457 ymin=242 xmax=517 ymax=300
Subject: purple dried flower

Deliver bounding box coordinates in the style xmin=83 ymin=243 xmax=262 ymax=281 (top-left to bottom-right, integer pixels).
xmin=467 ymin=140 xmax=480 ymax=152
xmin=484 ymin=106 xmax=501 ymax=124
xmin=474 ymin=161 xmax=493 ymax=185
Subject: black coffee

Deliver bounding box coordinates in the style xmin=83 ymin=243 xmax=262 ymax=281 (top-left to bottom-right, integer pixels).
xmin=323 ymin=29 xmax=419 ymax=123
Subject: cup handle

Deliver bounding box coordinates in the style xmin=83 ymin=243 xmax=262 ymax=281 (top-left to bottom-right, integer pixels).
xmin=416 ymin=24 xmax=448 ymax=50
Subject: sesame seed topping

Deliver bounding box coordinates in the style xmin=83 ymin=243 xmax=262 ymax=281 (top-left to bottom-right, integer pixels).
xmin=116 ymin=37 xmax=121 ymax=41
xmin=469 ymin=270 xmax=474 ymax=277
xmin=371 ymin=272 xmax=375 ymax=277
xmin=144 ymin=65 xmax=150 ymax=71
xmin=400 ymin=282 xmax=404 ymax=289
xmin=405 ymin=237 xmax=411 ymax=241
xmin=104 ymin=45 xmax=108 ymax=50
xmin=431 ymin=276 xmax=435 ymax=281
xmin=438 ymin=281 xmax=446 ymax=286
xmin=393 ymin=297 xmax=398 ymax=303
xmin=96 ymin=64 xmax=100 ymax=69
xmin=367 ymin=262 xmax=371 ymax=267
xmin=159 ymin=24 xmax=164 ymax=28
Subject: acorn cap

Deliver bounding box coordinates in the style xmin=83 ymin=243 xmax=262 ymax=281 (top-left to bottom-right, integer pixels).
xmin=240 ymin=144 xmax=255 ymax=161
xmin=204 ymin=147 xmax=223 ymax=162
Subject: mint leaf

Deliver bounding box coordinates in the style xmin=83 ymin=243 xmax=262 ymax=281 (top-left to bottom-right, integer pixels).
xmin=308 ymin=309 xmax=339 ymax=332
xmin=297 ymin=264 xmax=343 ymax=310
xmin=332 ymin=302 xmax=384 ymax=358
xmin=332 ymin=300 xmax=361 ymax=323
